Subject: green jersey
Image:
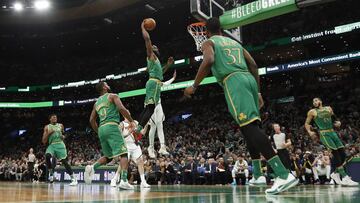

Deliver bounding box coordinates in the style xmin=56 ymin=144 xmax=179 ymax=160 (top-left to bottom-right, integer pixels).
xmin=314 ymin=107 xmax=333 ymax=130
xmin=208 ymin=35 xmax=249 ymax=83
xmin=47 ymin=123 xmax=63 ymax=144
xmin=147 ymin=57 xmax=163 ymax=81
xmin=95 ymin=93 xmax=120 ymax=126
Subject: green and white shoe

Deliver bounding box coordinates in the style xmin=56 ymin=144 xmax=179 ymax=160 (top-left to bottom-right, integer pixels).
xmin=265 ymin=173 xmax=298 ymax=195
xmin=249 ymin=176 xmax=267 ymax=186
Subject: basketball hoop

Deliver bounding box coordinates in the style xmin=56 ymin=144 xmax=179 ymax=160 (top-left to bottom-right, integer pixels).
xmin=187 ymin=22 xmax=207 ymax=52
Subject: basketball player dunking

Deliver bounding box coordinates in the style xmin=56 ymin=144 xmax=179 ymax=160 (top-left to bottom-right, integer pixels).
xmin=131 ymin=19 xmax=174 ymax=142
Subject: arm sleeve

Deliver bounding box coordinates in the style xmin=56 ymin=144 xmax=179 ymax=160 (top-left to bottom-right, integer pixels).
xmin=163 ymin=77 xmax=175 ymax=86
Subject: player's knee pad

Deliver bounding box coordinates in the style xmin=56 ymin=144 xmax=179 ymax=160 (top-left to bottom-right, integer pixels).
xmin=147 ymin=104 xmax=155 ymax=111
xmin=140 ymin=104 xmax=156 ymax=127
xmin=45 ymin=153 xmax=52 ymax=165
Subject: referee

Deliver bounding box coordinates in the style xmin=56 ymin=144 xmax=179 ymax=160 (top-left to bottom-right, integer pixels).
xmin=271 ymin=124 xmax=292 ymax=170
xmin=28 ymin=148 xmax=36 ymax=182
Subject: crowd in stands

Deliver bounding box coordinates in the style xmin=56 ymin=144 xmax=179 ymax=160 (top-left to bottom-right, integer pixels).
xmin=1 ymin=71 xmax=359 ymax=185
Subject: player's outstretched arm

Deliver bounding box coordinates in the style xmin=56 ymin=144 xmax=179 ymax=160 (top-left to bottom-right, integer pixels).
xmin=184 ymin=40 xmax=214 ymax=97
xmin=89 ymin=104 xmax=99 ymax=134
xmin=305 ymin=110 xmax=316 ymax=139
xmin=163 ymin=71 xmax=177 ymax=86
xmin=141 ymin=21 xmax=154 ymax=60
xmin=110 ymin=94 xmax=134 ymax=123
xmin=60 ymin=124 xmax=66 ymax=140
xmin=162 ymin=57 xmax=174 ymax=74
xmin=42 ymin=126 xmax=52 ymax=145
xmin=244 ymin=49 xmax=259 ymax=92
xmin=244 ymin=48 xmax=264 ymax=109
xmin=329 ymin=106 xmax=341 ymax=128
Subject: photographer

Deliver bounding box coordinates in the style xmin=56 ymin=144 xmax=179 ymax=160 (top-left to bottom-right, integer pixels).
xmin=302 ymin=151 xmax=315 ymax=184
xmin=312 ymin=151 xmax=331 ymax=184
xmin=231 ymin=155 xmax=249 ymax=185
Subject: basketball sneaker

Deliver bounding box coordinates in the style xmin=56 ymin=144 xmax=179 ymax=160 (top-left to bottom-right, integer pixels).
xmin=265 ymin=173 xmax=298 ymax=195
xmin=110 ymin=177 xmax=119 ymax=187
xmin=84 ymin=165 xmax=95 ymax=184
xmin=249 ymin=176 xmax=267 ymax=186
xmin=330 ymin=172 xmax=341 ymax=185
xmin=49 ymin=175 xmax=54 ymax=184
xmin=341 ymin=176 xmax=359 ymax=186
xmin=119 ymin=180 xmax=134 ymax=190
xmin=158 ymin=146 xmax=169 ymax=156
xmin=69 ymin=178 xmax=78 ymax=186
xmin=148 ymin=147 xmax=156 ymax=159
xmin=140 ymin=181 xmax=151 ymax=188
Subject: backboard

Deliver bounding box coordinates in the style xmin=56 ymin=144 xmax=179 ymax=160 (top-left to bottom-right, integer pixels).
xmin=190 ymin=0 xmax=242 ymax=43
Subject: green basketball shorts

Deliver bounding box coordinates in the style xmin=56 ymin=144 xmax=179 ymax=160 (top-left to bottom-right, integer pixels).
xmin=319 ymin=129 xmax=344 ymax=150
xmin=144 ymin=78 xmax=162 ymax=105
xmin=98 ymin=122 xmax=128 ymax=158
xmin=222 ymin=71 xmax=261 ymax=127
xmin=46 ymin=142 xmax=67 ymax=160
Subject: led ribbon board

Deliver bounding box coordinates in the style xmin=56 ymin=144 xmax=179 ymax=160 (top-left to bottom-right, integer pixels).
xmin=220 ymin=0 xmax=298 ymax=29
xmin=2 ymin=50 xmax=360 ymax=108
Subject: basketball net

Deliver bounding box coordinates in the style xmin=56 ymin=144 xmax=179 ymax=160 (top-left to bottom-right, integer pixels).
xmin=187 ymin=22 xmax=207 ymax=52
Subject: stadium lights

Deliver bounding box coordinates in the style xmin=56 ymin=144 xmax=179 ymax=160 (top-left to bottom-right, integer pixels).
xmin=34 ymin=0 xmax=50 ymax=10
xmin=13 ymin=2 xmax=24 ymax=11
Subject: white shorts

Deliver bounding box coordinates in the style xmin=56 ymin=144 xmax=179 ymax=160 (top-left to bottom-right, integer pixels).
xmin=150 ymin=103 xmax=165 ymax=124
xmin=125 ymin=136 xmax=142 ymax=162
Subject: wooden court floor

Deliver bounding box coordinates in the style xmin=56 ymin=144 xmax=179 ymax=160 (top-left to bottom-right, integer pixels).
xmin=0 ymin=182 xmax=359 ymax=203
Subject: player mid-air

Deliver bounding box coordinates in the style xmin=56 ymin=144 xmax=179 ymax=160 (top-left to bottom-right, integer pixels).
xmin=305 ymin=97 xmax=358 ymax=186
xmin=184 ymin=17 xmax=298 ymax=194
xmin=110 ymin=119 xmax=150 ymax=188
xmin=147 ymin=71 xmax=177 ymax=158
xmin=42 ymin=114 xmax=77 ymax=186
xmin=131 ymin=19 xmax=174 ymax=142
xmin=85 ymin=82 xmax=136 ymax=190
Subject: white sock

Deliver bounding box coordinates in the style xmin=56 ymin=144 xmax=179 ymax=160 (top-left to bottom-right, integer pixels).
xmin=114 ymin=172 xmax=120 ymax=181
xmin=148 ymin=123 xmax=156 ymax=149
xmin=233 ymin=178 xmax=236 ymax=182
xmin=140 ymin=174 xmax=146 ymax=183
xmin=157 ymin=122 xmax=166 ymax=148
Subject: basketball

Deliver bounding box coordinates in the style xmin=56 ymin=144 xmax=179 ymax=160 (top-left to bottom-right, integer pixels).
xmin=144 ymin=18 xmax=156 ymax=31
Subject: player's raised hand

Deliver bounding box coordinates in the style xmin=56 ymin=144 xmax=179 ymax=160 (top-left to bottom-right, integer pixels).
xmin=141 ymin=20 xmax=145 ymax=29
xmin=167 ymin=57 xmax=174 ymax=65
xmin=184 ymin=86 xmax=196 ymax=98
xmin=129 ymin=121 xmax=137 ymax=132
xmin=308 ymin=131 xmax=318 ymax=141
xmin=334 ymin=121 xmax=341 ymax=128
